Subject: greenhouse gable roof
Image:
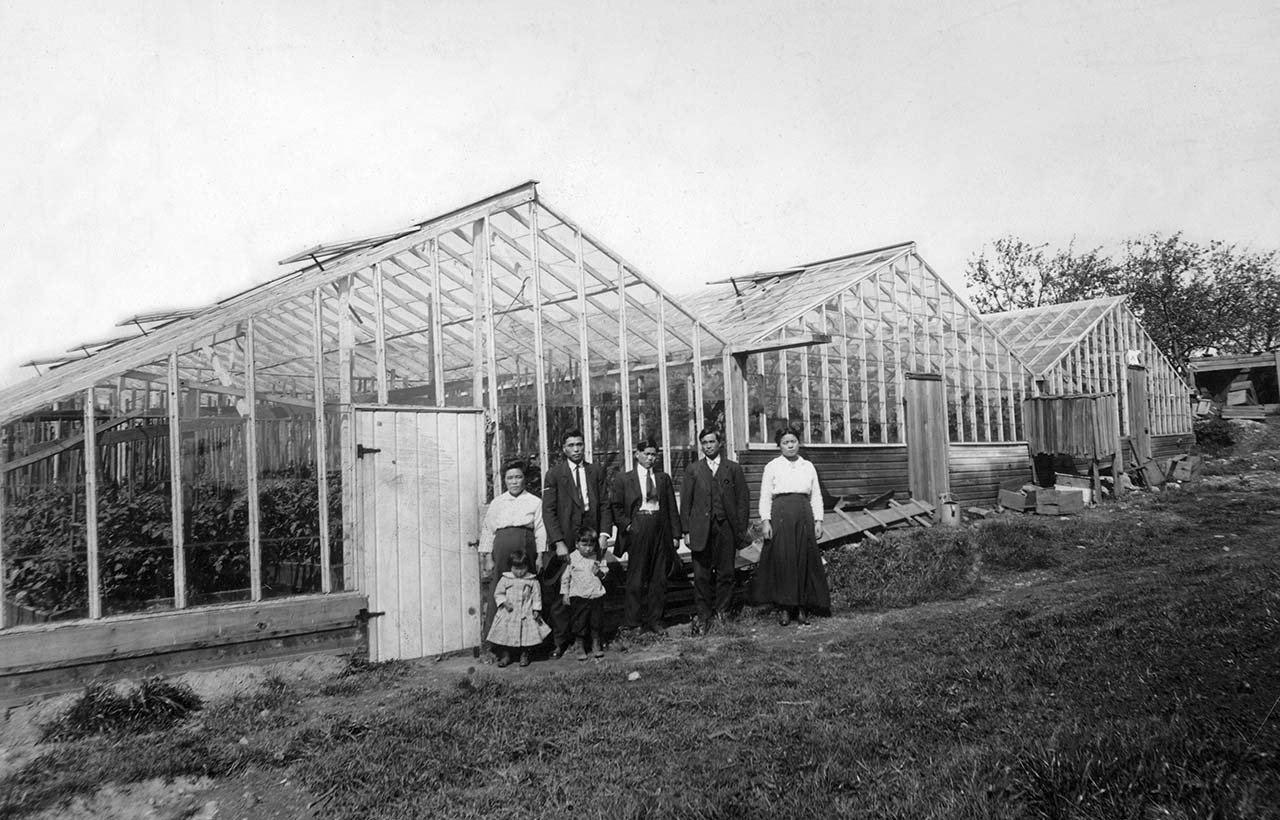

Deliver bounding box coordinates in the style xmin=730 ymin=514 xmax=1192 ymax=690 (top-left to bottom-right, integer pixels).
xmin=983 ymin=295 xmax=1127 ymax=376
xmin=680 ymin=241 xmax=916 ymax=348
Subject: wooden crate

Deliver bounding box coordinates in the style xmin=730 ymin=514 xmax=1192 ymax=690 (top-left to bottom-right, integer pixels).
xmin=1036 ymin=487 xmax=1085 ymax=515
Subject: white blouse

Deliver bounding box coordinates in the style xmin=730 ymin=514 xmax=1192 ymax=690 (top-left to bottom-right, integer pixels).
xmin=479 ymin=491 xmax=548 ymax=554
xmin=758 ymin=455 xmax=824 ymax=523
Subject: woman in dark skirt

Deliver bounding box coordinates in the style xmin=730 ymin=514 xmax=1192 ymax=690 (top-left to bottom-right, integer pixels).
xmin=479 ymin=460 xmax=547 ymax=648
xmin=751 ymin=427 xmax=831 ymax=625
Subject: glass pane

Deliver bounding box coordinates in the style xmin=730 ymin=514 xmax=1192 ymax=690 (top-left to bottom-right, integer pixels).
xmin=95 ymin=367 xmax=176 ymax=615
xmin=3 ymin=393 xmax=90 ymax=625
xmin=178 ymin=334 xmax=250 ymax=606
xmin=255 ymin=301 xmax=323 ymax=599
xmin=382 ymin=249 xmax=437 ymax=406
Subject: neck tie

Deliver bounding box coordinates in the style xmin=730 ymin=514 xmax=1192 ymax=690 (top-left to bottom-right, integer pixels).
xmin=645 ymin=468 xmax=656 ymax=502
xmin=575 ymin=465 xmax=586 ymax=507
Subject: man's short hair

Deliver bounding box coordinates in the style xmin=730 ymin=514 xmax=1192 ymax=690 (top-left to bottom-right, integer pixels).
xmin=697 ymin=427 xmax=722 ymax=442
xmin=634 ymin=437 xmax=659 ymax=453
xmin=561 ymin=429 xmax=585 ymax=444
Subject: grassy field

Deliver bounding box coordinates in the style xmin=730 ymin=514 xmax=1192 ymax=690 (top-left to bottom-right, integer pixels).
xmin=3 ymin=450 xmax=1279 ymax=819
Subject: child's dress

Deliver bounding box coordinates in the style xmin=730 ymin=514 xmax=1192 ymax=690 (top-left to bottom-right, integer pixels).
xmin=487 ymin=572 xmax=550 ymax=647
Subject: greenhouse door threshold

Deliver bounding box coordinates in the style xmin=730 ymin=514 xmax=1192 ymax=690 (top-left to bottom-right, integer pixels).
xmin=354 ymin=406 xmax=485 ymax=663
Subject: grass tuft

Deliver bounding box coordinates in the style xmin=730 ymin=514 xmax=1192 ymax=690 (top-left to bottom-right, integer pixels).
xmin=971 ymin=518 xmax=1059 ymax=571
xmin=825 ymin=527 xmax=980 ymax=611
xmin=42 ymin=676 xmax=203 ymax=741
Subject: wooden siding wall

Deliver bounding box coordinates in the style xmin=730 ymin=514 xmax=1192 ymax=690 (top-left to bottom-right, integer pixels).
xmin=739 ymin=442 xmax=1030 ymax=514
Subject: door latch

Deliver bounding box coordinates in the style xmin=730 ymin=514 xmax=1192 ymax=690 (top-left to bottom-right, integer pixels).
xmin=356 ymin=443 xmax=382 ymax=459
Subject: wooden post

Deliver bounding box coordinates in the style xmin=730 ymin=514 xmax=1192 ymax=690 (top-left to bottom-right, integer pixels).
xmin=429 ymin=239 xmax=446 ymax=406
xmin=482 ymin=216 xmax=501 ymax=497
xmin=84 ymin=387 xmax=102 ymax=619
xmin=1127 ymin=364 xmax=1152 ymax=464
xmin=727 ymin=353 xmax=751 ymax=457
xmin=530 ymin=206 xmax=549 ymax=483
xmin=574 ymin=230 xmax=593 ymax=461
xmin=245 ymin=318 xmax=263 ymax=602
xmin=167 ymin=351 xmax=187 ymax=609
xmin=337 ymin=277 xmax=357 ymax=591
xmin=656 ymin=297 xmax=671 ymax=473
xmin=373 ymin=262 xmax=389 ymax=405
xmin=312 ymin=287 xmax=332 ymax=594
xmin=617 ymin=263 xmax=633 ymax=470
xmin=692 ymin=322 xmax=705 ymax=436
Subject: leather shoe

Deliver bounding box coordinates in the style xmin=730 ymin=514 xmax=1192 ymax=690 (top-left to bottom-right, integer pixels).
xmin=796 ymin=608 xmax=809 ymax=625
xmin=778 ymin=609 xmax=791 ymax=626
xmin=550 ymin=645 xmax=566 ymax=660
xmin=519 ymin=652 xmax=531 ymax=667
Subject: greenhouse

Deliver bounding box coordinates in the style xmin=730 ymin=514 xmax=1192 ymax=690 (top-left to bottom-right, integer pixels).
xmin=0 ymin=181 xmax=1193 ymax=683
xmin=985 ymin=296 xmax=1194 ymax=459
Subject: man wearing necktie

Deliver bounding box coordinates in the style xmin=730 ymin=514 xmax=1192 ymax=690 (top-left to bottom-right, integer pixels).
xmin=680 ymin=427 xmax=750 ymax=633
xmin=611 ymin=438 xmax=681 ymax=635
xmin=541 ymin=429 xmax=612 ymax=658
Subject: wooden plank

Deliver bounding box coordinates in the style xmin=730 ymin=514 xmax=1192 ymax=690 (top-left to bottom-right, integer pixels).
xmin=167 ymin=353 xmax=187 ymax=610
xmin=336 ymin=285 xmax=357 ymax=592
xmin=657 ymin=296 xmax=672 ymax=468
xmin=84 ymin=388 xmax=102 ymax=620
xmin=529 ymin=209 xmax=549 ymax=481
xmin=419 ymin=410 xmax=445 ymax=655
xmin=574 ymin=229 xmax=594 ymax=461
xmin=0 ymin=593 xmax=366 ymax=674
xmin=618 ymin=263 xmax=634 ymax=469
xmin=437 ymin=411 xmax=465 ymax=655
xmin=482 ymin=216 xmax=502 ymax=495
xmin=729 ymin=333 xmax=832 ymax=356
xmin=357 ymin=411 xmax=382 ymax=659
xmin=461 ymin=412 xmax=483 ymax=650
xmin=2 ymin=408 xmax=151 ymax=473
xmin=312 ymin=288 xmax=333 ymax=594
xmin=395 ymin=411 xmax=423 ymax=658
xmin=373 ymin=262 xmax=389 ymax=405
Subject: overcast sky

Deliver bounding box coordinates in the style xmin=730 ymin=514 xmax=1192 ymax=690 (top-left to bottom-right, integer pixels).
xmin=1 ymin=0 xmax=1276 ymax=389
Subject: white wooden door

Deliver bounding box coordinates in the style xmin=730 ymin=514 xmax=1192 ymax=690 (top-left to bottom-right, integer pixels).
xmin=355 ymin=406 xmax=484 ymax=662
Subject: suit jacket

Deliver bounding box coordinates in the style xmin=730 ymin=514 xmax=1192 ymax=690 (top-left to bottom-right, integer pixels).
xmin=542 ymin=458 xmax=612 ymax=547
xmin=610 ymin=467 xmax=680 ymax=558
xmin=680 ymin=457 xmax=750 ymax=552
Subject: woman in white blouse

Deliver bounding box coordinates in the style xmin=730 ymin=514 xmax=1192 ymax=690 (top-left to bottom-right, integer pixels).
xmin=479 ymin=460 xmax=547 ymax=647
xmin=752 ymin=427 xmax=831 ymax=625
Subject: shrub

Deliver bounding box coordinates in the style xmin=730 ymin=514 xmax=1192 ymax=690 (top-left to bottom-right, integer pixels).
xmin=43 ymin=677 xmax=203 ymax=740
xmin=825 ymin=528 xmax=980 ymax=611
xmin=1193 ymin=415 xmax=1233 ymax=451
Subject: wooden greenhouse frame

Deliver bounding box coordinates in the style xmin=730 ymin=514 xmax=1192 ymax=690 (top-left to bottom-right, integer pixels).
xmin=681 ymin=242 xmax=1039 ymax=506
xmin=0 ymin=181 xmax=733 ymax=691
xmin=985 ymin=296 xmax=1195 ymax=462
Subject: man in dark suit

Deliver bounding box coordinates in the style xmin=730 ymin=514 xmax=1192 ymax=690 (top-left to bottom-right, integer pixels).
xmin=681 ymin=427 xmax=750 ymax=633
xmin=541 ymin=429 xmax=613 ymax=658
xmin=611 ymin=438 xmax=681 ymax=635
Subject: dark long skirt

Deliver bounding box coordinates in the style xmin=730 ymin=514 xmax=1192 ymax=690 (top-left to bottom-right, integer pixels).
xmin=750 ymin=494 xmax=831 ymax=610
xmin=484 ymin=527 xmax=538 ymax=643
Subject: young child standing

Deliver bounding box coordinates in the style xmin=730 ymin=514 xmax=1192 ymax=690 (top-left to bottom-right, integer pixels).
xmin=560 ymin=527 xmax=609 ymax=660
xmin=487 ymin=551 xmax=549 ymax=667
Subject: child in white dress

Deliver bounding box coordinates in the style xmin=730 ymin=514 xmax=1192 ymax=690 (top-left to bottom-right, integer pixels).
xmin=487 ymin=551 xmax=549 ymax=667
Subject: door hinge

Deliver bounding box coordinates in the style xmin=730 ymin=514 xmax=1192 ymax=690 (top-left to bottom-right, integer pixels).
xmin=356 ymin=443 xmax=382 ymax=459
xmin=356 ymin=608 xmax=385 ymax=623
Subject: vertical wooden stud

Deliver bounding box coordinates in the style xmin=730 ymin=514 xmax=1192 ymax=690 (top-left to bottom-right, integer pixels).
xmin=692 ymin=322 xmax=705 ymax=436
xmin=168 ymin=351 xmax=187 ymax=609
xmin=429 ymin=239 xmax=446 ymax=406
xmin=482 ymin=216 xmax=501 ymax=496
xmin=656 ymin=297 xmax=671 ymax=470
xmin=312 ymin=287 xmax=332 ymax=594
xmin=574 ymin=230 xmax=593 ymax=461
xmin=245 ymin=317 xmax=263 ymax=601
xmin=84 ymin=387 xmax=101 ymax=619
xmin=373 ymin=262 xmax=389 ymax=405
xmin=617 ymin=262 xmax=634 ymax=470
xmin=529 ymin=205 xmax=549 ymax=486
xmin=337 ymin=276 xmax=357 ymax=591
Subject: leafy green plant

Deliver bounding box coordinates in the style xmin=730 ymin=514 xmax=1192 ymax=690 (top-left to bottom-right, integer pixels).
xmin=825 ymin=528 xmax=980 ymax=611
xmin=43 ymin=677 xmax=203 ymax=741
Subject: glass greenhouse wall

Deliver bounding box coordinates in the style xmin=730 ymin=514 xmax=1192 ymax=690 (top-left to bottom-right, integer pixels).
xmin=688 ymin=245 xmax=1033 ymax=448
xmin=0 ymin=183 xmax=729 ymax=630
